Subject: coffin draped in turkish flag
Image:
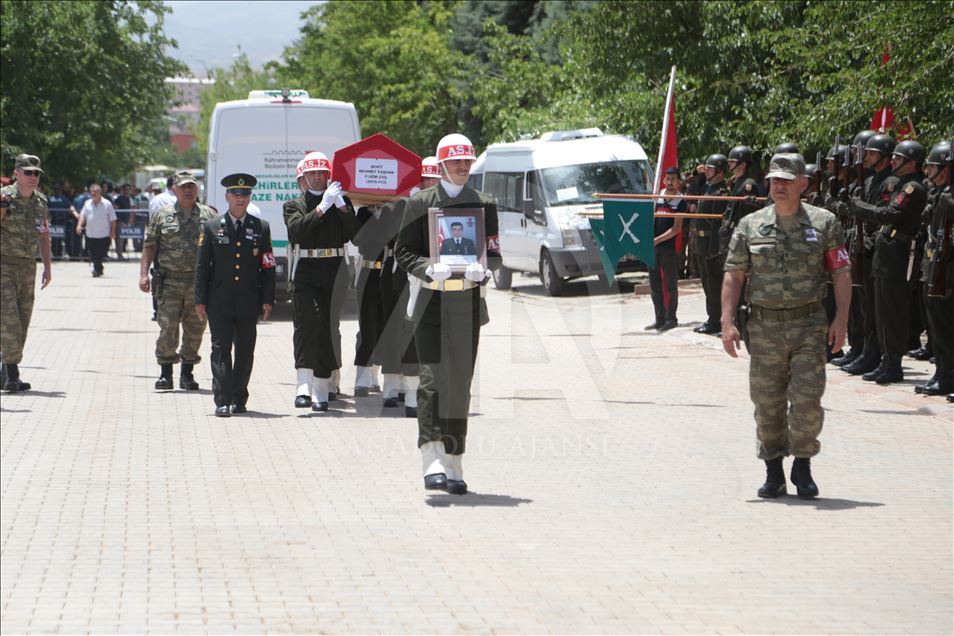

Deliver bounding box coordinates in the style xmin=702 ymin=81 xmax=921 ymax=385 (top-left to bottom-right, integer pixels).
xmin=331 ymin=133 xmax=422 ymax=205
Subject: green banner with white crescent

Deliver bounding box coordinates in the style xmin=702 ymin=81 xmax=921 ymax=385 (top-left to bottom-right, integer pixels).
xmin=589 ymin=199 xmax=656 ymax=286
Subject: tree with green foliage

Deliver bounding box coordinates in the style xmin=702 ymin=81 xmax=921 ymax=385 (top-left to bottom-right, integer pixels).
xmin=0 ymin=0 xmax=186 ymax=183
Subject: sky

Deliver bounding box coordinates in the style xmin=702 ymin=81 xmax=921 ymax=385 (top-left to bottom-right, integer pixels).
xmin=163 ymin=1 xmax=322 ymax=76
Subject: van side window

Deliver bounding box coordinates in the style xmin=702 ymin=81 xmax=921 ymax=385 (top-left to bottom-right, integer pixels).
xmin=525 ymin=170 xmax=546 ymax=211
xmin=467 ymin=173 xmax=483 ymax=191
xmin=484 ymin=172 xmax=524 ymax=212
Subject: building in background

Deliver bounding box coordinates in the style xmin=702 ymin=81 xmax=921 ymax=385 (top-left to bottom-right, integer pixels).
xmin=165 ymin=77 xmax=215 ymax=153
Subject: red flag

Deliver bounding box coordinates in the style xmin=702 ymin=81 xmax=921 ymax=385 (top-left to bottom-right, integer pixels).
xmin=870 ymin=106 xmax=896 ymax=133
xmin=654 ymin=66 xmax=679 ymax=194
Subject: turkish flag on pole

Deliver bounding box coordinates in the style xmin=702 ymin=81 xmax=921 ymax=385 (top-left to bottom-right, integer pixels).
xmin=654 ymin=66 xmax=678 ymax=195
xmin=871 ymin=106 xmax=896 ymax=133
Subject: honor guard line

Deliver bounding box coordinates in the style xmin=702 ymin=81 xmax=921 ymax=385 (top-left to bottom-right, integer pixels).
xmin=579 ymin=192 xmax=769 ymax=219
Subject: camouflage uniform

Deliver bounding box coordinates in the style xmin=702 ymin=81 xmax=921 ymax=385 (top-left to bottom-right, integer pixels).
xmin=144 ymin=202 xmax=216 ymax=365
xmin=725 ymin=203 xmax=848 ymax=460
xmin=1 ymin=184 xmax=48 ymax=365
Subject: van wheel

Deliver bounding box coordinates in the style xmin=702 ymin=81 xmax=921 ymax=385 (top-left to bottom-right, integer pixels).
xmin=539 ymin=250 xmax=565 ymax=296
xmin=492 ymin=265 xmax=513 ymax=290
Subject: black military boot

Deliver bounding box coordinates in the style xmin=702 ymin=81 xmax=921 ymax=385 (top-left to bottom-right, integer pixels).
xmin=790 ymin=457 xmax=819 ymax=499
xmin=907 ymin=346 xmax=932 ymax=361
xmin=843 ymin=348 xmax=881 ymax=375
xmin=179 ymin=363 xmax=199 ymax=390
xmin=920 ymin=373 xmax=954 ymax=397
xmin=757 ymin=457 xmax=787 ymax=498
xmin=832 ymin=347 xmax=861 ymax=367
xmin=861 ymin=357 xmax=889 ymax=382
xmin=2 ymin=363 xmax=31 ymax=392
xmin=914 ymin=372 xmax=938 ymax=394
xmin=874 ymin=357 xmax=903 ymax=385
xmin=155 ymin=363 xmax=174 ymax=390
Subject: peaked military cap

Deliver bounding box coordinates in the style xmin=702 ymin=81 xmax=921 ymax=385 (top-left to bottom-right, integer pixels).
xmin=221 ymin=173 xmax=257 ymax=191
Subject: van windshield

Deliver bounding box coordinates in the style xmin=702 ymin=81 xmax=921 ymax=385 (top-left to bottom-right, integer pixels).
xmin=540 ymin=160 xmax=651 ymax=206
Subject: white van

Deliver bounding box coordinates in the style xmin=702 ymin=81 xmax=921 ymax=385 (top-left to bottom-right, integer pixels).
xmin=206 ymin=89 xmax=361 ymax=299
xmin=468 ymin=129 xmax=653 ymax=295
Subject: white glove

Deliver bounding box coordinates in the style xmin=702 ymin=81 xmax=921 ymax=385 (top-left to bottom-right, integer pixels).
xmin=425 ymin=263 xmax=452 ymax=282
xmin=318 ymin=181 xmax=342 ymax=212
xmin=335 ymin=192 xmax=346 ymax=208
xmin=464 ymin=262 xmax=490 ymax=283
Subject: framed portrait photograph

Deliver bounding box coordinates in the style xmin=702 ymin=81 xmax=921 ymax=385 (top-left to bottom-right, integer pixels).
xmin=427 ymin=207 xmax=486 ymax=273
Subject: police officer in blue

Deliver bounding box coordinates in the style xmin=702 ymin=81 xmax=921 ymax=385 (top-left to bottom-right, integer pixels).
xmin=195 ymin=174 xmax=276 ymax=417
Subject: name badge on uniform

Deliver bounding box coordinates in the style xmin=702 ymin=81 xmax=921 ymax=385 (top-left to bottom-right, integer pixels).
xmin=804 ymin=228 xmax=818 ymax=243
xmin=246 ymin=228 xmax=254 ymax=239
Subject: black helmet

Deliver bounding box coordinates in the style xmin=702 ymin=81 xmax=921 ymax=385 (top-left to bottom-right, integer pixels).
xmin=805 ymin=163 xmax=820 ymax=177
xmin=774 ymin=142 xmax=799 ymax=154
xmin=705 ymin=153 xmax=729 ymax=174
xmin=925 ymin=141 xmax=952 ymax=167
xmin=864 ymin=133 xmax=896 ymax=156
xmin=891 ymin=140 xmax=926 ymax=165
xmin=852 ymin=130 xmax=877 ymax=164
xmin=728 ymin=145 xmax=753 ymax=165
xmin=825 ymin=144 xmax=851 ymax=164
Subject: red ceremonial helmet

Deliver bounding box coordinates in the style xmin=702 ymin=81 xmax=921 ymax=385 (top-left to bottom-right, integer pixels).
xmin=295 ymin=159 xmax=306 ymax=179
xmin=301 ymin=151 xmax=331 ymax=173
xmin=421 ymin=156 xmax=441 ymax=178
xmin=436 ymin=134 xmax=476 ymax=163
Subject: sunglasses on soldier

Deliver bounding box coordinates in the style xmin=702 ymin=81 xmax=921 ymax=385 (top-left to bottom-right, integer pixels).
xmin=21 ymin=170 xmax=41 ymax=177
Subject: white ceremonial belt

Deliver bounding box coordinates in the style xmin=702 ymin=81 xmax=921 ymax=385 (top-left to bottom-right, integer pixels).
xmin=299 ymin=248 xmax=344 ymax=258
xmin=426 ymin=279 xmax=478 ymax=292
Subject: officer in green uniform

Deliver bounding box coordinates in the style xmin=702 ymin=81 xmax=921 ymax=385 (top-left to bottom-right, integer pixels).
xmin=195 ymin=174 xmax=276 ymax=417
xmin=722 ymin=153 xmax=851 ymax=499
xmin=379 ymin=157 xmax=442 ymax=414
xmin=283 ymin=151 xmax=357 ymax=412
xmin=692 ymin=154 xmax=730 ymax=334
xmin=0 ymin=154 xmax=52 ymax=392
xmin=848 ymin=140 xmax=928 ymax=384
xmin=140 ymin=170 xmax=217 ymax=391
xmin=917 ymin=141 xmax=954 ymax=397
xmin=396 ymin=134 xmax=500 ymax=495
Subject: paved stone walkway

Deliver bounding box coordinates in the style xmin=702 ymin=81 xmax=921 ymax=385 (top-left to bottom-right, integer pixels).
xmin=2 ymin=261 xmax=951 ymax=634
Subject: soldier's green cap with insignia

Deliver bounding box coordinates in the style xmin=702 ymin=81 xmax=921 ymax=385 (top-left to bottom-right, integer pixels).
xmin=173 ymin=169 xmax=198 ymax=186
xmin=766 ymin=153 xmax=806 ymax=180
xmin=221 ymin=173 xmax=257 ymax=196
xmin=14 ymin=154 xmax=44 ymax=173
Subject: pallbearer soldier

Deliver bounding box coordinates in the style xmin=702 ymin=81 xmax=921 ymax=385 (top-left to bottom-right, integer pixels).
xmin=841 ymin=132 xmax=898 ymax=376
xmin=692 ymin=153 xmax=729 ymax=334
xmin=283 ymin=151 xmax=357 ymax=412
xmin=195 ymin=174 xmax=276 ymax=417
xmin=140 ymin=170 xmax=216 ymax=391
xmin=847 ymin=140 xmax=926 ymax=384
xmin=396 ymin=135 xmax=500 ymax=495
xmin=380 ymin=156 xmax=442 ymax=414
xmin=917 ymin=141 xmax=954 ymax=396
xmin=722 ymin=153 xmax=851 ymax=499
xmin=0 ymin=154 xmax=52 ymax=392
xmin=352 ymin=201 xmax=388 ymax=396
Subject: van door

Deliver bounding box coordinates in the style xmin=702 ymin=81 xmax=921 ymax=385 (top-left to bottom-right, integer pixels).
xmin=484 ymin=171 xmax=533 ymax=271
xmin=524 ymin=170 xmax=549 ymax=257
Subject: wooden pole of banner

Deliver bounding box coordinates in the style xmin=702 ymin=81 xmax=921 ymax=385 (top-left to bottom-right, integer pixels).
xmin=578 ymin=210 xmax=723 ymax=219
xmin=595 ymin=192 xmax=767 ymax=203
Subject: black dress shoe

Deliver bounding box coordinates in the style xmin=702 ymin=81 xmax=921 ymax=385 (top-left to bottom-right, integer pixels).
xmin=645 ymin=321 xmax=661 ymax=331
xmin=405 ymin=406 xmax=417 ymax=418
xmin=354 ymin=386 xmax=370 ymax=397
xmin=790 ymin=457 xmax=819 ymax=499
xmin=657 ymin=319 xmax=678 ymax=332
xmin=874 ymin=361 xmax=903 ymax=385
xmin=383 ymin=397 xmax=399 ymax=408
xmin=230 ymin=404 xmax=247 ymax=414
xmin=757 ymin=458 xmax=787 ymax=498
xmin=446 ymin=479 xmax=468 ymax=495
xmin=947 ymin=393 xmax=954 ymax=403
xmin=214 ymin=406 xmax=231 ymax=418
xmin=843 ymin=352 xmax=881 ymax=375
xmin=908 ymin=346 xmax=932 ymax=361
xmin=424 ymin=473 xmax=447 ymax=490
xmin=861 ymin=361 xmax=888 ymax=382
xmin=312 ymin=401 xmax=328 ymax=412
xmin=155 ymin=376 xmax=173 ymax=391
xmin=294 ymin=395 xmax=312 ymax=408
xmin=920 ymin=379 xmax=954 ymax=396
xmin=832 ymin=348 xmax=861 ymax=367
xmin=914 ymin=373 xmax=937 ymax=394
xmin=2 ymin=378 xmax=31 ymax=392
xmin=328 ymin=391 xmax=338 ymax=401
xmin=693 ymin=322 xmax=719 ymax=334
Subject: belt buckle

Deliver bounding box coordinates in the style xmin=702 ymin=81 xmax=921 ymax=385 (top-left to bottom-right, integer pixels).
xmin=443 ymin=279 xmax=465 ymax=292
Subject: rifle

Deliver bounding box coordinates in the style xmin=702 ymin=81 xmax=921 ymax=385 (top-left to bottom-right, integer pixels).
xmin=927 ymin=137 xmax=953 ymax=297
xmin=812 ymin=151 xmax=823 ymax=198
xmin=829 ymin=135 xmax=842 ymax=200
xmin=850 ymin=142 xmax=866 ymax=287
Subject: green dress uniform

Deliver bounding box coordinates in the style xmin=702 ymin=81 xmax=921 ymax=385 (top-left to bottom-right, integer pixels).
xmin=0 ymin=183 xmax=47 ymax=369
xmin=195 ymin=211 xmax=276 ymax=411
xmin=352 ymin=205 xmax=390 ymax=389
xmin=849 ymin=172 xmax=928 ymax=379
xmin=144 ymin=201 xmax=216 ymax=367
xmin=283 ymin=192 xmax=357 ymax=384
xmin=395 ymin=184 xmax=499 ymax=456
xmin=725 ymin=203 xmax=849 ymax=461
